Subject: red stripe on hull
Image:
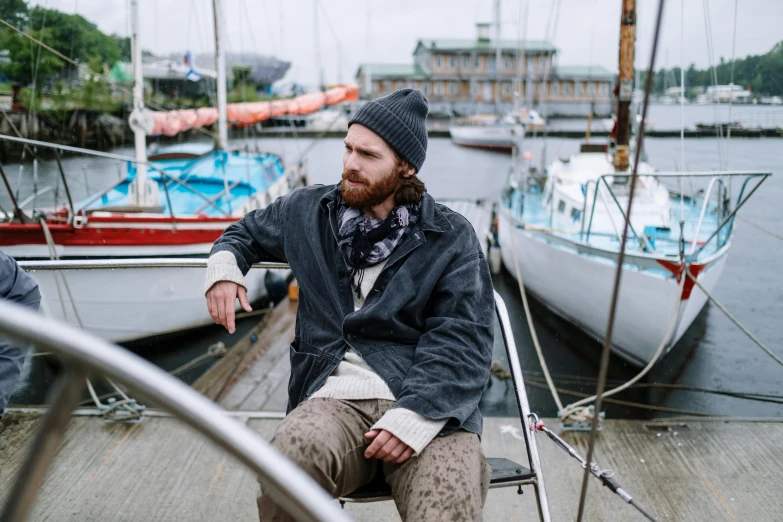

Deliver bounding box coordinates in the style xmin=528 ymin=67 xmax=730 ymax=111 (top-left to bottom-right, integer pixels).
xmin=0 ymin=223 xmax=226 ymax=247
xmin=656 ymin=260 xmax=707 ymax=300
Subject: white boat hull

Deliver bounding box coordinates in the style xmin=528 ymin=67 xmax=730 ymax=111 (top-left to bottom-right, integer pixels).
xmin=449 ymin=125 xmax=517 ymax=151
xmin=29 ymin=265 xmax=268 ymax=343
xmin=498 ymin=208 xmax=727 ymax=366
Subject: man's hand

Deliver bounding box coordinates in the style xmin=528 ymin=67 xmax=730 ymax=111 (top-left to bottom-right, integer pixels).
xmin=206 ymin=281 xmax=252 ymax=334
xmin=364 ymin=429 xmax=414 ymax=464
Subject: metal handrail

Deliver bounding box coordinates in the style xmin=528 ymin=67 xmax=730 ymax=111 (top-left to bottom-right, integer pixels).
xmin=493 ymin=290 xmax=552 ymax=522
xmin=582 ymin=171 xmax=770 ymax=252
xmin=17 ymin=258 xmax=289 ymax=271
xmin=0 ymin=134 xmax=231 ymax=218
xmin=689 ymin=177 xmax=725 ymax=255
xmin=0 ymin=299 xmax=350 ymax=522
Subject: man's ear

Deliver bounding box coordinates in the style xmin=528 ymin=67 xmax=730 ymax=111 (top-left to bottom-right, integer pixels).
xmin=403 ymin=166 xmax=415 ymax=179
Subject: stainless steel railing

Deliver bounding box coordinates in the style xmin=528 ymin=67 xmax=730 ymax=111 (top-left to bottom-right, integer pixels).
xmin=0 ymin=299 xmax=350 ymax=522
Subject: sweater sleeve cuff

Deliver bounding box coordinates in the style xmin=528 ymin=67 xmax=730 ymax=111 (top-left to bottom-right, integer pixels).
xmin=204 ymin=251 xmax=247 ymax=295
xmin=371 ymin=407 xmax=448 ymax=456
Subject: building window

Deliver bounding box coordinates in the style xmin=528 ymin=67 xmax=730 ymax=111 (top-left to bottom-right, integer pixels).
xmin=588 ymin=83 xmax=595 ymax=96
xmin=462 ymin=55 xmax=470 ymax=69
xmin=600 ymin=83 xmax=609 ymax=95
xmin=470 ymin=82 xmax=477 ymax=95
xmin=503 ymin=82 xmax=512 ymax=95
xmin=383 ymin=80 xmax=392 ymax=92
xmin=435 ymin=55 xmax=443 ymax=69
xmin=449 ymin=56 xmax=456 ymax=69
xmin=395 ymin=81 xmax=404 ymax=91
xmin=474 ymin=54 xmax=481 ymax=69
xmin=563 ymin=82 xmax=572 ymax=96
xmin=551 ymin=82 xmax=560 ymax=95
xmin=450 ymin=81 xmax=458 ymax=95
xmin=557 ymin=200 xmax=566 ymax=213
xmin=422 ymin=82 xmax=430 ymax=95
xmin=575 ymin=82 xmax=584 ymax=96
xmin=435 ymin=82 xmax=444 ymax=95
xmin=504 ymin=55 xmax=511 ymax=70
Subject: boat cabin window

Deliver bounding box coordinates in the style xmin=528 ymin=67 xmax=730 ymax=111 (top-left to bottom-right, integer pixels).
xmin=557 ymin=200 xmax=566 ymax=213
xmin=571 ymin=208 xmax=580 ymax=220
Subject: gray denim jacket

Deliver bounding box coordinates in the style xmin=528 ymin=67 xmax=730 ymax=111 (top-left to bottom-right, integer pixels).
xmin=211 ymin=184 xmax=494 ymax=437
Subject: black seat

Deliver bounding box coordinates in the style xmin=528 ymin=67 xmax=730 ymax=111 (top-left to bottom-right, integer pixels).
xmin=339 ymin=457 xmax=535 ymax=505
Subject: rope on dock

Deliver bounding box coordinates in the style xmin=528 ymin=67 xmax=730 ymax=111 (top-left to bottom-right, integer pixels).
xmin=737 ymin=214 xmax=783 ymax=242
xmin=686 ymin=271 xmax=783 ymax=368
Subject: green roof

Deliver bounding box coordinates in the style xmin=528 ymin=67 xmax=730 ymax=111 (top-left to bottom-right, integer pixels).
xmin=416 ymin=39 xmax=557 ymax=53
xmin=555 ymin=65 xmax=615 ymax=80
xmin=356 ymin=63 xmax=428 ymax=78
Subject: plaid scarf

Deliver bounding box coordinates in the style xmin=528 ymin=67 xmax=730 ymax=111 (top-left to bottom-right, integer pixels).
xmin=337 ymin=198 xmax=420 ymax=297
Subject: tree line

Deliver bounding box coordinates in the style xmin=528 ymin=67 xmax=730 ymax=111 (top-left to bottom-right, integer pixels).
xmin=0 ymin=0 xmax=130 ymax=86
xmin=642 ymin=41 xmax=783 ymax=97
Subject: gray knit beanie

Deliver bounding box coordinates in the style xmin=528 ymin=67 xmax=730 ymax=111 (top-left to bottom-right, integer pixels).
xmin=348 ymin=89 xmax=428 ymax=172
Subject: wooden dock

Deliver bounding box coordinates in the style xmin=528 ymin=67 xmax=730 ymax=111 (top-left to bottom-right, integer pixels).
xmin=3 ymin=406 xmax=782 ymax=520
xmin=3 ymin=294 xmax=783 ymax=520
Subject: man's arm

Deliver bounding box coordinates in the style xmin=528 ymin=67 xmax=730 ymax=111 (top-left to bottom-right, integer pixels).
xmin=368 ymin=245 xmax=494 ymax=458
xmin=205 ymin=193 xmax=289 ymax=332
xmin=0 ymin=252 xmax=41 ymax=416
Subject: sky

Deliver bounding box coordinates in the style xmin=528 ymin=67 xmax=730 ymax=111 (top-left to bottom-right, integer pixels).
xmin=27 ymin=0 xmax=783 ymax=86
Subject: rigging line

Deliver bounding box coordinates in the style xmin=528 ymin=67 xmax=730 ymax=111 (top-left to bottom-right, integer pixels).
xmin=686 ymin=271 xmax=783 ymax=368
xmin=316 ymin=0 xmax=346 ymax=83
xmin=524 ymin=380 xmax=715 ymax=417
xmin=725 ymin=0 xmax=740 ymax=169
xmin=60 ymin=0 xmax=78 ymax=138
xmin=239 ymin=0 xmax=262 ymax=55
xmin=0 ymin=17 xmax=219 ymax=141
xmin=29 ymin=0 xmax=50 ymax=117
xmin=736 ymin=214 xmax=783 ymax=242
xmin=256 ymin=0 xmax=277 ymax=54
xmin=525 ymin=375 xmax=783 ymax=404
xmin=538 ymin=0 xmax=562 ymax=149
xmin=523 ymin=376 xmax=783 ymax=405
xmin=575 ymin=1 xmax=667 ymax=521
xmin=701 ymin=0 xmax=725 ymax=169
xmin=679 ymin=0 xmax=685 ymax=222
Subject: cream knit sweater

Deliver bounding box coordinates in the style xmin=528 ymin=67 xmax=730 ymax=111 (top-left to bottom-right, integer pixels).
xmin=205 ymin=251 xmax=446 ymax=455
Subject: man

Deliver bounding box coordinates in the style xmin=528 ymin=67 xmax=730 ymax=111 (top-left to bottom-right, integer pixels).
xmin=205 ymin=89 xmax=494 ymax=521
xmin=0 ymin=251 xmax=41 ymax=419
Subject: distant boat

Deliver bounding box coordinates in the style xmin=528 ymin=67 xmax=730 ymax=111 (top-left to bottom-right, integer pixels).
xmin=450 ymin=108 xmax=545 ymax=152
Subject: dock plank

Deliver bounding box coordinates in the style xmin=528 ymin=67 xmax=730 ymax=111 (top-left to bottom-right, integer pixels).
xmin=2 ymin=411 xmax=782 ymax=521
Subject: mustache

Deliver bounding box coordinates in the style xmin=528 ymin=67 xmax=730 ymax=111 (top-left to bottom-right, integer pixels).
xmin=341 ymin=170 xmax=367 ymax=184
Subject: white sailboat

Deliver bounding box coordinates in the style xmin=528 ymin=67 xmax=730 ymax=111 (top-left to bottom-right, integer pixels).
xmin=496 ymin=2 xmax=770 ymax=366
xmin=4 ymin=0 xmax=285 ymax=342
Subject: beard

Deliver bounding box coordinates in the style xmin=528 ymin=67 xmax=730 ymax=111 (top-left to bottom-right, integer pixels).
xmin=340 ymin=166 xmax=402 ymax=209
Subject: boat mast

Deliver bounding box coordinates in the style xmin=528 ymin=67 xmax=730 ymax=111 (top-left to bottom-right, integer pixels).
xmin=129 ymin=0 xmax=153 ymax=207
xmin=212 ymin=0 xmax=229 ymax=150
xmin=613 ymin=0 xmax=635 ymax=173
xmin=494 ymin=0 xmax=502 ymax=114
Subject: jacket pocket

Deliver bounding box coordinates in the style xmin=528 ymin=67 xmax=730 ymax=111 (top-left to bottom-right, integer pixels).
xmin=287 ymin=339 xmax=324 ymax=410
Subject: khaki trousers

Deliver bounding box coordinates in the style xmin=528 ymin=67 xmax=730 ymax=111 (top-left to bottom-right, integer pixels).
xmin=258 ymin=398 xmax=490 ymax=522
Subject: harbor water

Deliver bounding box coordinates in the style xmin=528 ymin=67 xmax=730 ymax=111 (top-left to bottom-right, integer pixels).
xmin=2 ymin=116 xmax=781 ymax=420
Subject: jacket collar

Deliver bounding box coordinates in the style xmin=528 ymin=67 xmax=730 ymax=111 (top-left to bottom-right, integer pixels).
xmin=319 ymin=184 xmax=453 ymax=233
